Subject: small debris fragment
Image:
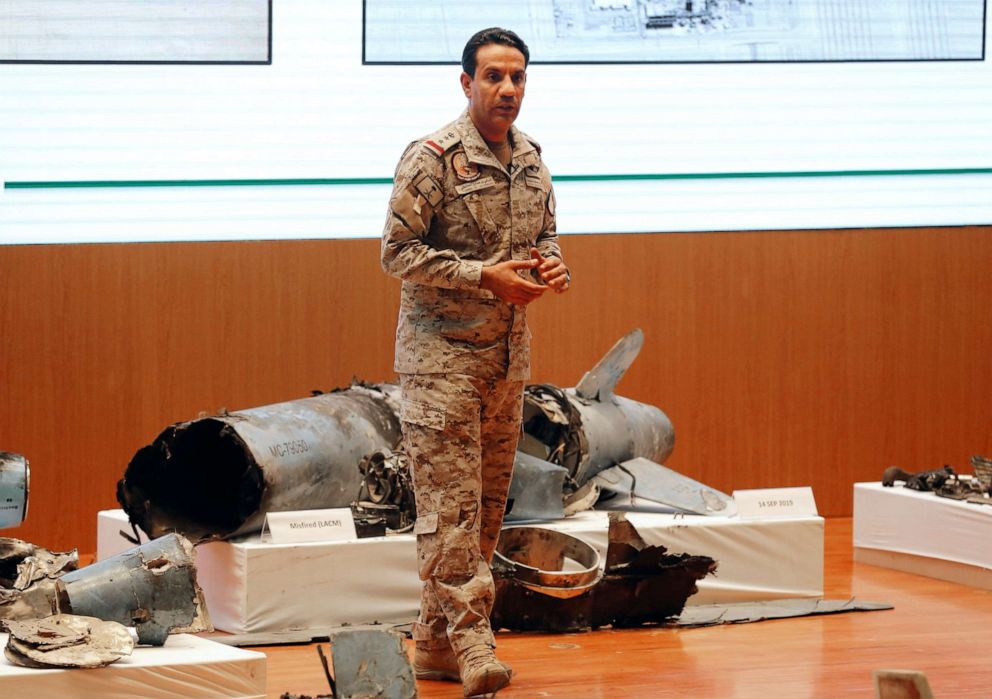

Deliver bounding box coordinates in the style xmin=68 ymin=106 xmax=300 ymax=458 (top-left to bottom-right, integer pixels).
xmin=4 ymin=614 xmax=133 ymax=668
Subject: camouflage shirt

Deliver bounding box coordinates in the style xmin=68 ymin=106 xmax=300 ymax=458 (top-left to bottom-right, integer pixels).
xmin=381 ymin=110 xmax=561 ymax=380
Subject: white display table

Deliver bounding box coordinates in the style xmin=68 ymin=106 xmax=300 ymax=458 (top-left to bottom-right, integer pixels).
xmin=98 ymin=508 xmax=823 ymax=636
xmin=853 ymin=481 xmax=992 ymax=589
xmin=0 ymin=633 xmax=266 ymax=698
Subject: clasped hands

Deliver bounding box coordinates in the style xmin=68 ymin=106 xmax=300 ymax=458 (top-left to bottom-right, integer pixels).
xmin=480 ymin=248 xmax=570 ymax=306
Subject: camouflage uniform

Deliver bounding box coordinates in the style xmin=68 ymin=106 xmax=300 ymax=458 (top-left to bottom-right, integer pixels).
xmin=381 ymin=110 xmax=561 ymax=654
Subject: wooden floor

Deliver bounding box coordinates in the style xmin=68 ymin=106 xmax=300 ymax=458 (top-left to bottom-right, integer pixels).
xmin=251 ymin=518 xmax=992 ymax=698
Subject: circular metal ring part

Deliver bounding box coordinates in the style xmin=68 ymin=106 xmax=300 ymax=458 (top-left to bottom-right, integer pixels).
xmin=494 ymin=527 xmax=602 ymax=599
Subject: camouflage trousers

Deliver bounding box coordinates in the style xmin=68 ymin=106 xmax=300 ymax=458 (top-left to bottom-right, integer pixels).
xmin=399 ymin=370 xmax=524 ymax=654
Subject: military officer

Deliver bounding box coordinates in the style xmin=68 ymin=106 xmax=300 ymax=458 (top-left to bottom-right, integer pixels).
xmin=381 ymin=27 xmax=569 ymax=698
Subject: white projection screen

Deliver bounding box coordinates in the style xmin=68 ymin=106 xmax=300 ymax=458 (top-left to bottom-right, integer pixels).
xmin=0 ymin=0 xmax=989 ymax=244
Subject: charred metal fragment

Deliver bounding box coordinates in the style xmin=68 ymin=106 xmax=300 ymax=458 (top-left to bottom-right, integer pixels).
xmin=0 ymin=538 xmax=78 ymax=622
xmin=3 ymin=614 xmax=133 ymax=668
xmin=0 ymin=452 xmax=30 ymax=529
xmin=883 ymin=461 xmax=992 ymax=505
xmin=881 ymin=465 xmax=955 ymax=491
xmin=118 ymin=383 xmax=402 ymax=542
xmin=934 ymin=474 xmax=987 ymax=501
xmin=351 ymin=449 xmax=417 ymax=537
xmin=55 ymin=533 xmax=212 ymax=646
xmin=595 ymin=514 xmax=717 ymax=628
xmin=491 ymin=513 xmax=716 ymax=633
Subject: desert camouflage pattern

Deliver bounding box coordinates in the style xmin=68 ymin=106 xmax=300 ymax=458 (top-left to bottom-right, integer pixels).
xmin=381 ymin=109 xmax=561 ymax=381
xmin=401 ymin=361 xmax=523 ymax=653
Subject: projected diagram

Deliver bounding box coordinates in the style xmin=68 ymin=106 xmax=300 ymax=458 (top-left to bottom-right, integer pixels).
xmin=364 ymin=0 xmax=986 ymax=62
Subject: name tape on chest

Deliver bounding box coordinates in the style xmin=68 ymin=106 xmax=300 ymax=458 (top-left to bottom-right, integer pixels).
xmin=455 ymin=176 xmax=496 ymax=196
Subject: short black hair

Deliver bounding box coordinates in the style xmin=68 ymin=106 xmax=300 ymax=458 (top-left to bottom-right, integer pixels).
xmin=461 ymin=27 xmax=530 ymax=77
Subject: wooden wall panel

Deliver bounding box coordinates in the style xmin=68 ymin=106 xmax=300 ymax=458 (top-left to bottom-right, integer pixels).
xmin=1 ymin=226 xmax=990 ymax=551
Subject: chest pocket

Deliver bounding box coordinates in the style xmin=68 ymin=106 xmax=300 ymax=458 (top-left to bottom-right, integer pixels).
xmin=458 ymin=190 xmax=501 ymax=245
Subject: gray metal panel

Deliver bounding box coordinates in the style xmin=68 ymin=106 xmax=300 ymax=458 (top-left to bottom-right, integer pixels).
xmin=594 ymin=457 xmax=737 ymax=516
xmin=505 ymin=452 xmax=568 ymax=521
xmin=59 ymin=533 xmax=211 ymax=645
xmin=331 ymin=629 xmax=418 ymax=699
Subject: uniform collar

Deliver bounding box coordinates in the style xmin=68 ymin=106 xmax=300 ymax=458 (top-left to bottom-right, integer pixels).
xmin=456 ymin=110 xmax=538 ymax=172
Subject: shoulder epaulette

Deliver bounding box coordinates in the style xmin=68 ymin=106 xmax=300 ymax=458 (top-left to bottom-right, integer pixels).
xmin=511 ymin=126 xmax=542 ymax=155
xmin=420 ymin=124 xmax=462 ymax=157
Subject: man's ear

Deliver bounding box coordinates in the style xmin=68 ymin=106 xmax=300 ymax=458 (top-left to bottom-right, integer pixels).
xmin=460 ymin=71 xmax=472 ymax=99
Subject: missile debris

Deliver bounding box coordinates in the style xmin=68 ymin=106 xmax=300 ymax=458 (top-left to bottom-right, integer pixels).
xmin=491 ymin=513 xmax=717 ymax=633
xmin=118 ymin=330 xmax=734 ymax=543
xmin=118 ymin=383 xmax=402 ymax=542
xmin=57 ymin=533 xmax=212 ymax=645
xmin=331 ymin=629 xmax=418 ymax=699
xmin=3 ymin=614 xmax=134 ymax=669
xmin=351 ymin=449 xmax=416 ymax=537
xmin=0 ymin=538 xmax=78 ymax=621
xmin=509 ymin=329 xmax=736 ymax=520
xmin=1 ymin=534 xmax=211 ymax=646
xmin=279 ymin=630 xmax=417 ymax=699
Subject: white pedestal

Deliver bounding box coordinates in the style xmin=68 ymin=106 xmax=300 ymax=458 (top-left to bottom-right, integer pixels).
xmin=0 ymin=633 xmax=266 ymax=698
xmin=98 ymin=509 xmax=824 ymax=636
xmin=853 ymin=482 xmax=992 ymax=589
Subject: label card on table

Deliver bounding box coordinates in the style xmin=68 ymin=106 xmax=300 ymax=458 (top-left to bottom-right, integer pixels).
xmin=260 ymin=508 xmax=357 ymax=544
xmin=732 ymin=487 xmax=818 ymax=519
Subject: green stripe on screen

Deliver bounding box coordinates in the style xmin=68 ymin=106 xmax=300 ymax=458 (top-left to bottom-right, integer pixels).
xmin=5 ymin=168 xmax=992 ymax=189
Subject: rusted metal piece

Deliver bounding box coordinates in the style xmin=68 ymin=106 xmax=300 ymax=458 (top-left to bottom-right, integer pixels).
xmin=0 ymin=452 xmax=30 ymax=529
xmin=493 ymin=527 xmax=601 ymax=599
xmin=118 ymin=383 xmax=402 ymax=542
xmin=0 ymin=538 xmax=78 ymax=622
xmin=491 ymin=513 xmax=717 ymax=633
xmin=331 ymin=628 xmax=418 ymax=699
xmin=3 ymin=614 xmax=133 ymax=668
xmin=56 ymin=533 xmax=212 ymax=646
